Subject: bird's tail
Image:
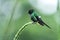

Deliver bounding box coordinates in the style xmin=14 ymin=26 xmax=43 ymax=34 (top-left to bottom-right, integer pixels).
xmin=35 ymin=16 xmax=51 ymax=29
xmin=43 ymin=23 xmax=51 ymax=29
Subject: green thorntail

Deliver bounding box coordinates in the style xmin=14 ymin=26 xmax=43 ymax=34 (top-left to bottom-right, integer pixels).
xmin=28 ymin=9 xmax=51 ymax=29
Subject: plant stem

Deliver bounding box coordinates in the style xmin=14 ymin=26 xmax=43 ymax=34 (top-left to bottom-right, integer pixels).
xmin=13 ymin=22 xmax=33 ymax=40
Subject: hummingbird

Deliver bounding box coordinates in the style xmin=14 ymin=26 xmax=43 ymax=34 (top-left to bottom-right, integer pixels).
xmin=28 ymin=9 xmax=51 ymax=29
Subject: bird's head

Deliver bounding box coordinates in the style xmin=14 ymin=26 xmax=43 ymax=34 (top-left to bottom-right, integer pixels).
xmin=28 ymin=9 xmax=34 ymax=14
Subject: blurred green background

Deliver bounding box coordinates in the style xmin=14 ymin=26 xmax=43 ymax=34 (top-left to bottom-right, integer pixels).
xmin=0 ymin=0 xmax=60 ymax=40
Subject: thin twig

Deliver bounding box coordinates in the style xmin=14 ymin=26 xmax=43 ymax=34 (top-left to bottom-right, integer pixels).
xmin=13 ymin=22 xmax=33 ymax=40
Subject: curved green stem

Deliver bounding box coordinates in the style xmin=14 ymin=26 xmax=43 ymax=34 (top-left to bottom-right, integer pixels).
xmin=13 ymin=22 xmax=33 ymax=40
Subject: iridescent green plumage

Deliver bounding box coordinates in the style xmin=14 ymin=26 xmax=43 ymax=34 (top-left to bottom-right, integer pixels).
xmin=28 ymin=9 xmax=51 ymax=29
xmin=30 ymin=12 xmax=38 ymax=22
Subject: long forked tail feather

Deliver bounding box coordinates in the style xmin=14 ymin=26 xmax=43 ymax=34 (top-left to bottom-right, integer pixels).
xmin=44 ymin=23 xmax=51 ymax=29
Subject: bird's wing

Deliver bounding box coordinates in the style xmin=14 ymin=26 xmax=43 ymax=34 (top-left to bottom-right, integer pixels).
xmin=31 ymin=16 xmax=37 ymax=22
xmin=36 ymin=16 xmax=51 ymax=29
